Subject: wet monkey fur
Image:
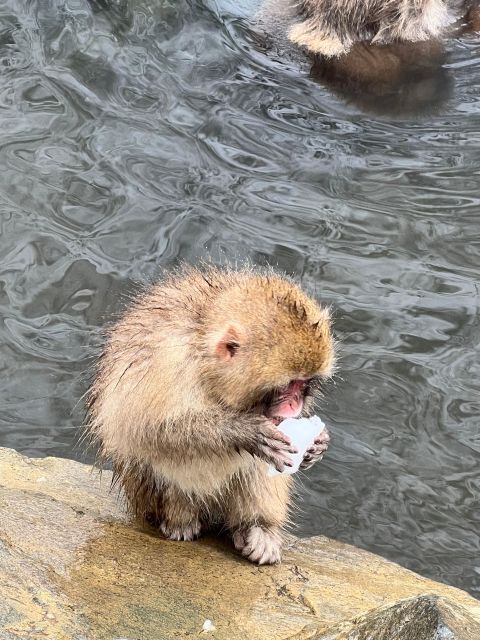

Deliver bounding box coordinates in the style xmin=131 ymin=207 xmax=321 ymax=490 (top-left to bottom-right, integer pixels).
xmin=289 ymin=0 xmax=478 ymax=57
xmin=87 ymin=266 xmax=335 ymax=565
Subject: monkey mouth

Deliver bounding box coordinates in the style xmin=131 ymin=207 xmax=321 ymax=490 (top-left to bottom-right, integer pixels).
xmin=264 ymin=379 xmax=307 ymax=426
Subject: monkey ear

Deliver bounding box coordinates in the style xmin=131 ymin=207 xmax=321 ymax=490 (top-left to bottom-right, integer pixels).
xmin=215 ymin=325 xmax=243 ymax=361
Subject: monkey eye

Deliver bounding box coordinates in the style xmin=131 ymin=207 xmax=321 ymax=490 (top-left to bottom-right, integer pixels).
xmin=226 ymin=341 xmax=240 ymax=357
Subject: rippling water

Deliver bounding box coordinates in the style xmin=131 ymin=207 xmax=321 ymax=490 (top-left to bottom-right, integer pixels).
xmin=0 ymin=0 xmax=479 ymax=597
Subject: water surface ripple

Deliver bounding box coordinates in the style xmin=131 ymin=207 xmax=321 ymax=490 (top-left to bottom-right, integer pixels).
xmin=0 ymin=0 xmax=479 ymax=597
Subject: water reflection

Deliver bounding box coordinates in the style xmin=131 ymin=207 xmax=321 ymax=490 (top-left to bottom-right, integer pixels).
xmin=310 ymin=40 xmax=453 ymax=117
xmin=0 ymin=0 xmax=479 ymax=600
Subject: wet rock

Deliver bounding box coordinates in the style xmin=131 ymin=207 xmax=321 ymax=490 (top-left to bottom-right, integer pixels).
xmin=314 ymin=594 xmax=480 ymax=639
xmin=0 ymin=447 xmax=479 ymax=640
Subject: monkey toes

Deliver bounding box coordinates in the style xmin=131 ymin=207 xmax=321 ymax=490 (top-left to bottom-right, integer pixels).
xmin=300 ymin=427 xmax=331 ymax=470
xmin=159 ymin=520 xmax=203 ymax=542
xmin=233 ymin=526 xmax=282 ymax=565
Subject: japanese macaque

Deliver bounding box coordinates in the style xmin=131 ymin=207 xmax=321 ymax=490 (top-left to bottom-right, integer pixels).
xmin=289 ymin=0 xmax=476 ymax=57
xmin=87 ymin=266 xmax=335 ymax=565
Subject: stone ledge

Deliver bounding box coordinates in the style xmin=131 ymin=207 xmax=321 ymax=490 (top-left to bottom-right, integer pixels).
xmin=0 ymin=447 xmax=478 ymax=640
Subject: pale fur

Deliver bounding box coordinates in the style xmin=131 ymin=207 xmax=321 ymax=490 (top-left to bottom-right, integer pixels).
xmin=87 ymin=265 xmax=334 ymax=564
xmin=289 ymin=0 xmax=454 ymax=56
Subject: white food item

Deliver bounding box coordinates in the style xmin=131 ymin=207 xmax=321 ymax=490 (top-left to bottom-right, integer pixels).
xmin=268 ymin=415 xmax=325 ymax=477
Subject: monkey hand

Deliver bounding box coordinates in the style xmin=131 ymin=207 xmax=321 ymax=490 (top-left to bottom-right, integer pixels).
xmin=299 ymin=427 xmax=330 ymax=470
xmin=252 ymin=422 xmax=299 ymax=473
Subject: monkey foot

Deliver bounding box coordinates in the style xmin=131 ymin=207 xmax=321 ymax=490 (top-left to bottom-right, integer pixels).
xmin=159 ymin=520 xmax=202 ymax=541
xmin=300 ymin=427 xmax=331 ymax=470
xmin=233 ymin=526 xmax=282 ymax=565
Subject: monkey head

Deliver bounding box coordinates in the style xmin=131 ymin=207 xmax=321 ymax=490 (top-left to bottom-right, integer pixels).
xmin=199 ymin=275 xmax=335 ymax=422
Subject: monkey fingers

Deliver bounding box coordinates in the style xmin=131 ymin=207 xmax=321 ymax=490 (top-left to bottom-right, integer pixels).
xmin=233 ymin=526 xmax=282 ymax=565
xmin=299 ymin=427 xmax=331 ymax=471
xmin=255 ymin=426 xmax=298 ymax=472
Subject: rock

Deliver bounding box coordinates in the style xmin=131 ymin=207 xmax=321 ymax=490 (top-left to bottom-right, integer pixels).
xmin=0 ymin=447 xmax=478 ymax=640
xmin=314 ymin=595 xmax=480 ymax=639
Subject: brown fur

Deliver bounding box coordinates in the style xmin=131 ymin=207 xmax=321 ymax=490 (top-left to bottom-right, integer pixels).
xmin=289 ymin=0 xmax=473 ymax=56
xmin=87 ymin=265 xmax=335 ymax=564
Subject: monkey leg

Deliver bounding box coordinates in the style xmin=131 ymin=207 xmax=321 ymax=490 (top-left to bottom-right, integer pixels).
xmin=157 ymin=484 xmax=204 ymax=541
xmin=225 ymin=470 xmax=292 ymax=565
xmin=116 ymin=461 xmax=203 ymax=541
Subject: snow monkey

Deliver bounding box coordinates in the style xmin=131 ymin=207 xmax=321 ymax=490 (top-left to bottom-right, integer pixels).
xmin=289 ymin=0 xmax=478 ymax=57
xmin=87 ymin=266 xmax=335 ymax=564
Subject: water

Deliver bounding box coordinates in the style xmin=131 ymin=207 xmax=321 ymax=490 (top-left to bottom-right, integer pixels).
xmin=0 ymin=0 xmax=479 ymax=598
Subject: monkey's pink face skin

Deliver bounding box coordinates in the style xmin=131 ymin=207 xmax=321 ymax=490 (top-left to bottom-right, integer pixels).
xmin=265 ymin=379 xmax=307 ymax=426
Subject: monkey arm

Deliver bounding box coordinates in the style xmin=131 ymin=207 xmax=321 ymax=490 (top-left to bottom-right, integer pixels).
xmin=158 ymin=412 xmax=299 ymax=473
